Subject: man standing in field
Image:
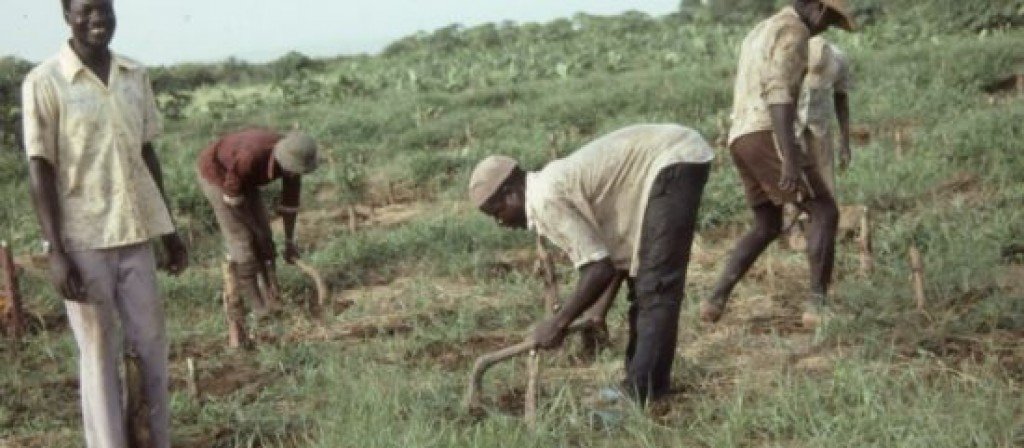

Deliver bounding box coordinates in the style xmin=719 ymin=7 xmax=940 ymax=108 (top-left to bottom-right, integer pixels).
xmin=699 ymin=0 xmax=856 ymax=328
xmin=469 ymin=124 xmax=714 ymax=405
xmin=22 ymin=0 xmax=188 ymax=446
xmin=196 ymin=128 xmax=318 ymax=331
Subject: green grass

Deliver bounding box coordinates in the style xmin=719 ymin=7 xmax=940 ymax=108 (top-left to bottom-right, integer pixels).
xmin=2 ymin=3 xmax=1023 ymax=447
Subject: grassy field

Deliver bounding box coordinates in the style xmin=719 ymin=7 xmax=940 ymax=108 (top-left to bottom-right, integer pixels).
xmin=1 ymin=2 xmax=1023 ymax=447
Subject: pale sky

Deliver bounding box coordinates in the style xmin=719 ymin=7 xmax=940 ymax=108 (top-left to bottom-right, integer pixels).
xmin=1 ymin=1 xmax=679 ymax=65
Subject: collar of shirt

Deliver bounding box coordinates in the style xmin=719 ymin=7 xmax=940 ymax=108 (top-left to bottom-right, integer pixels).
xmin=57 ymin=41 xmax=139 ymax=82
xmin=779 ymin=5 xmax=801 ymax=24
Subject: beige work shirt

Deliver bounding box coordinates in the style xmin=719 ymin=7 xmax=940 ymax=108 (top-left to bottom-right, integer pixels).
xmin=525 ymin=124 xmax=714 ymax=276
xmin=22 ymin=43 xmax=172 ymax=251
xmin=798 ymin=37 xmax=852 ymax=137
xmin=728 ymin=6 xmax=810 ymax=146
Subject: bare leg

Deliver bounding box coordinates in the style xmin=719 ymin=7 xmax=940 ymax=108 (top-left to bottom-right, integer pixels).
xmin=798 ymin=172 xmax=839 ymax=327
xmin=701 ymin=203 xmax=783 ymax=322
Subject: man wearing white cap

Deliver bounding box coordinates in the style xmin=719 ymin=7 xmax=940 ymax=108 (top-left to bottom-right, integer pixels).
xmin=701 ymin=0 xmax=856 ymax=328
xmin=197 ymin=127 xmax=318 ymax=338
xmin=469 ymin=124 xmax=714 ymax=405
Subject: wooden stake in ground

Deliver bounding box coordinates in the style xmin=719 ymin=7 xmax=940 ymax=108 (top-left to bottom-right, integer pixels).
xmin=1 ymin=241 xmax=25 ymax=341
xmin=909 ymin=245 xmax=926 ymax=312
xmin=535 ymin=236 xmax=559 ymax=314
xmin=347 ymin=204 xmax=358 ymax=233
xmin=894 ymin=129 xmax=905 ymax=159
xmin=858 ymin=206 xmax=874 ymax=276
xmin=524 ymin=349 xmax=540 ymax=429
xmin=221 ymin=261 xmax=251 ymax=349
xmin=124 ymin=349 xmax=152 ymax=448
xmin=186 ymin=357 xmax=200 ymax=399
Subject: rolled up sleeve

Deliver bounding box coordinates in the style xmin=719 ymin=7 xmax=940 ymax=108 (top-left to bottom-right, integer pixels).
xmin=763 ymin=26 xmax=808 ymax=105
xmin=21 ymin=74 xmax=59 ymax=164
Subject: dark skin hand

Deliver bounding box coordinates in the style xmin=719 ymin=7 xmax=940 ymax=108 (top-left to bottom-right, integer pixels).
xmin=834 ymin=91 xmax=852 ymax=170
xmin=769 ymin=103 xmax=803 ymax=194
xmin=142 ymin=143 xmax=188 ymax=275
xmin=532 ymin=258 xmax=617 ymax=349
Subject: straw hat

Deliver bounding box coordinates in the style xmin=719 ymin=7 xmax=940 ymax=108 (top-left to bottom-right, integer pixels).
xmin=821 ymin=0 xmax=856 ymax=31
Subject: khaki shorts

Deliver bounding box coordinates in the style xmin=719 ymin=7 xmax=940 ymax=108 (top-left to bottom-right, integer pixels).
xmin=729 ymin=130 xmax=820 ymax=207
xmin=197 ymin=170 xmax=269 ymax=264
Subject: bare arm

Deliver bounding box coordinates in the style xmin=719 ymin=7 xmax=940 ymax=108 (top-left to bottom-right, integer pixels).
xmin=532 ymin=258 xmax=617 ymax=349
xmin=579 ymin=271 xmax=626 ymax=326
xmin=28 ymin=158 xmax=84 ymax=301
xmin=280 ymin=175 xmax=301 ymax=263
xmin=141 ymin=142 xmax=187 ymax=275
xmin=769 ymin=103 xmax=802 ymax=193
xmin=834 ymin=91 xmax=851 ymax=170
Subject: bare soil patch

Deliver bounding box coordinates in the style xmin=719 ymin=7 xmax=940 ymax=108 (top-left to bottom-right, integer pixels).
xmin=406 ymin=332 xmax=520 ymax=371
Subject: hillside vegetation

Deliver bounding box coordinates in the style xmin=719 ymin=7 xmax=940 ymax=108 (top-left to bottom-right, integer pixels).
xmin=1 ymin=1 xmax=1023 ymax=446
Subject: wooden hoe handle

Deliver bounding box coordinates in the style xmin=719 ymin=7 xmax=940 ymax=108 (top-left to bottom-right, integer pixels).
xmin=293 ymin=259 xmax=328 ymax=314
xmin=462 ymin=319 xmax=596 ymax=410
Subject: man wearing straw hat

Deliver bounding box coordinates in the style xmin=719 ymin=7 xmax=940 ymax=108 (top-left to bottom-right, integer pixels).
xmin=197 ymin=128 xmax=318 ymax=321
xmin=468 ymin=124 xmax=714 ymax=405
xmin=700 ymin=0 xmax=856 ymax=328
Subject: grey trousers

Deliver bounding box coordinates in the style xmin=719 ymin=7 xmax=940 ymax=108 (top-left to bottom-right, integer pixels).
xmin=65 ymin=243 xmax=170 ymax=448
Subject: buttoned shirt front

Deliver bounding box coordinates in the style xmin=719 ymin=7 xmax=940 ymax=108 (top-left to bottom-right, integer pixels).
xmin=728 ymin=6 xmax=810 ymax=146
xmin=22 ymin=43 xmax=172 ymax=251
xmin=798 ymin=37 xmax=852 ymax=137
xmin=525 ymin=124 xmax=714 ymax=276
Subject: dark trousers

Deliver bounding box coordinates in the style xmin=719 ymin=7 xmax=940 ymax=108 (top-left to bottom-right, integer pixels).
xmin=623 ymin=161 xmax=710 ymax=404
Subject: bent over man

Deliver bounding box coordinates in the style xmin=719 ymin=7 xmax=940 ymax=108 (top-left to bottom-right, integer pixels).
xmin=799 ymin=36 xmax=853 ymax=194
xmin=700 ymin=0 xmax=856 ymax=328
xmin=468 ymin=124 xmax=714 ymax=404
xmin=196 ymin=128 xmax=318 ymax=323
xmin=22 ymin=0 xmax=188 ymax=445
